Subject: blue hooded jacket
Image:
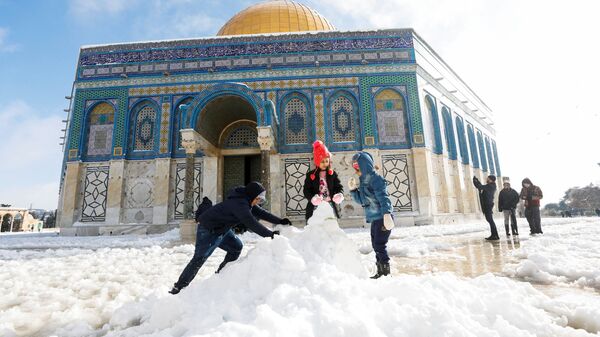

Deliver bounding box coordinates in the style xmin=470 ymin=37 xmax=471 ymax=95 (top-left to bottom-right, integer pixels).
xmin=350 ymin=152 xmax=393 ymax=223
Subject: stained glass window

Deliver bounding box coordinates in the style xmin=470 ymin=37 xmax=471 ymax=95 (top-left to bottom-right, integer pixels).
xmin=284 ymin=96 xmax=308 ymax=144
xmin=375 ymin=89 xmax=407 ymax=144
xmin=134 ymin=104 xmax=156 ymax=151
xmin=330 ymin=94 xmax=356 ymax=143
xmin=86 ymin=102 xmax=114 ymax=157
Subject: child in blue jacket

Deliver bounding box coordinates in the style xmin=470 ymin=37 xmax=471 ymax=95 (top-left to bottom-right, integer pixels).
xmin=348 ymin=152 xmax=395 ymax=279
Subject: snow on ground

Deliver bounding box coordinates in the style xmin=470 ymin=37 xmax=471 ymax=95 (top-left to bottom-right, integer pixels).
xmin=503 ymin=218 xmax=600 ymax=289
xmin=1 ymin=207 xmax=599 ymax=337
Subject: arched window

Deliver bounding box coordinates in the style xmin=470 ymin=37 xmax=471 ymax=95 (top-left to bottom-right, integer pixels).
xmin=455 ymin=116 xmax=469 ymax=165
xmin=467 ymin=124 xmax=479 ymax=168
xmin=85 ymin=102 xmax=115 ymax=159
xmin=129 ymin=100 xmax=158 ymax=154
xmin=424 ymin=95 xmax=443 ymax=154
xmin=328 ymin=91 xmax=358 ymax=144
xmin=282 ymin=92 xmax=311 ymax=146
xmin=485 ymin=137 xmax=495 ymax=175
xmin=441 ymin=107 xmax=457 ymax=160
xmin=222 ymin=125 xmax=259 ymax=149
xmin=374 ymin=89 xmax=409 ymax=145
xmin=172 ymin=97 xmax=194 ymax=154
xmin=492 ymin=140 xmax=501 ymax=176
xmin=477 ymin=131 xmax=488 ymax=172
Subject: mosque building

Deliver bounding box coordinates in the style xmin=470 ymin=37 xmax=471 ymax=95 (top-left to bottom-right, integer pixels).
xmin=57 ymin=0 xmax=502 ymax=235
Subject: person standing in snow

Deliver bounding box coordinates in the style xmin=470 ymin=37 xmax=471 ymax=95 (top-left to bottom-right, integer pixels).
xmin=303 ymin=140 xmax=344 ymax=220
xmin=498 ymin=179 xmax=520 ymax=236
xmin=520 ymin=178 xmax=543 ymax=235
xmin=170 ymin=182 xmax=292 ymax=294
xmin=348 ymin=152 xmax=395 ymax=279
xmin=473 ymin=175 xmax=500 ymax=241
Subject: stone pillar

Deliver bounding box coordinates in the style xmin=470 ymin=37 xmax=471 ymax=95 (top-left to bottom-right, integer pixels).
xmin=59 ymin=162 xmax=83 ymax=228
xmin=412 ymin=148 xmax=437 ymax=224
xmin=202 ymin=156 xmax=218 ymax=202
xmin=179 ymin=129 xmax=201 ymax=240
xmin=153 ymin=158 xmax=171 ymax=225
xmin=106 ymin=159 xmax=125 ymax=225
xmin=257 ymin=126 xmax=276 ymax=209
xmin=9 ymin=214 xmax=14 ymax=232
xmin=452 ymin=161 xmax=464 ymax=213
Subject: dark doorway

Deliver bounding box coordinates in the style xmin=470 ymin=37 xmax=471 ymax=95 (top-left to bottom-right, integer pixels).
xmin=223 ymin=155 xmax=261 ymax=197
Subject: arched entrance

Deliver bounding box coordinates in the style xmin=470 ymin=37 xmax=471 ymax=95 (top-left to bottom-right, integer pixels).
xmin=1 ymin=214 xmax=13 ymax=232
xmin=195 ymin=94 xmax=262 ymax=198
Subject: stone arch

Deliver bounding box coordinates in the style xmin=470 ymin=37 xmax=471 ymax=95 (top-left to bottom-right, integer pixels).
xmin=424 ymin=95 xmax=443 ymax=154
xmin=82 ymin=101 xmax=116 ymax=160
xmin=373 ymin=87 xmax=411 ymax=146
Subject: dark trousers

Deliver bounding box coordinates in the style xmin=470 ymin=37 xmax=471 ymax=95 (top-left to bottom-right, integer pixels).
xmin=484 ymin=211 xmax=499 ymax=238
xmin=525 ymin=207 xmax=543 ymax=234
xmin=370 ymin=218 xmax=392 ymax=263
xmin=175 ymin=227 xmax=243 ymax=289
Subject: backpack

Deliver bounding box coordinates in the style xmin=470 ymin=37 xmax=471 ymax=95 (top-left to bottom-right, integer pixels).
xmin=195 ymin=197 xmax=213 ymax=223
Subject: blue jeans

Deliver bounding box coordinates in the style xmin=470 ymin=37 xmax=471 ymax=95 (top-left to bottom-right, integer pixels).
xmin=370 ymin=218 xmax=392 ymax=263
xmin=174 ymin=227 xmax=243 ymax=289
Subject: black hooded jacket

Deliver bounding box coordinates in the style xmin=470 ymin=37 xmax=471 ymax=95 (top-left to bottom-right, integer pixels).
xmin=498 ymin=187 xmax=520 ymax=211
xmin=303 ymin=168 xmax=343 ymax=220
xmin=197 ymin=187 xmax=280 ymax=238
xmin=473 ymin=177 xmax=497 ymax=213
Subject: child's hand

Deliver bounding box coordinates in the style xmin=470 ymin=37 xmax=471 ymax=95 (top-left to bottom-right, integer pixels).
xmin=332 ymin=193 xmax=344 ymax=204
xmin=311 ymin=195 xmax=324 ymax=206
xmin=348 ymin=177 xmax=359 ymax=191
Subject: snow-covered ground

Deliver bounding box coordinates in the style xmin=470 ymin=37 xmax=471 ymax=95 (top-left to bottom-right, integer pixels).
xmin=1 ymin=207 xmax=599 ymax=337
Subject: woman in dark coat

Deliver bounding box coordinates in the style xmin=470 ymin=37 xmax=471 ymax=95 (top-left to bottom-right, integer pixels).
xmin=303 ymin=140 xmax=344 ymax=220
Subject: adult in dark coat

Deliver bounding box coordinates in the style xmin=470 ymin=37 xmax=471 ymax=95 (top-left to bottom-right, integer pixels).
xmin=303 ymin=141 xmax=344 ymax=220
xmin=170 ymin=182 xmax=292 ymax=294
xmin=473 ymin=175 xmax=499 ymax=240
xmin=498 ymin=180 xmax=520 ymax=236
xmin=520 ymin=178 xmax=543 ymax=235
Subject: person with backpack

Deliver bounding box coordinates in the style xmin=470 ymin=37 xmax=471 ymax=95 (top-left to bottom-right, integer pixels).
xmin=170 ymin=181 xmax=292 ymax=294
xmin=473 ymin=175 xmax=499 ymax=241
xmin=348 ymin=151 xmax=395 ymax=279
xmin=303 ymin=140 xmax=344 ymax=220
xmin=498 ymin=178 xmax=520 ymax=236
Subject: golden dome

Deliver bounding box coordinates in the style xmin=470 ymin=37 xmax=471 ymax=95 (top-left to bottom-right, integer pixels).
xmin=217 ymin=1 xmax=335 ymax=36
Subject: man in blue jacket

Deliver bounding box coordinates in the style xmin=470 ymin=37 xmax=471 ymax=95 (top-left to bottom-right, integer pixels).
xmin=170 ymin=181 xmax=292 ymax=294
xmin=348 ymin=152 xmax=395 ymax=279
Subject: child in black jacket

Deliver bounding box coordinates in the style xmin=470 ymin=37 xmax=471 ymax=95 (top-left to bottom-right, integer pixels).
xmin=303 ymin=141 xmax=344 ymax=220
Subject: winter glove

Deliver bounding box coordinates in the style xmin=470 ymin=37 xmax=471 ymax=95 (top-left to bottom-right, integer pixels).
xmin=332 ymin=193 xmax=344 ymax=205
xmin=348 ymin=177 xmax=359 ymax=191
xmin=271 ymin=230 xmax=280 ymax=239
xmin=383 ymin=213 xmax=395 ymax=231
xmin=279 ymin=218 xmax=292 ymax=226
xmin=311 ymin=194 xmax=324 ymax=206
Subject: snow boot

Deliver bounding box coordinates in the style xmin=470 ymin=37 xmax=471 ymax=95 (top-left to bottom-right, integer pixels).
xmin=169 ymin=285 xmax=181 ymax=295
xmin=485 ymin=235 xmax=500 ymax=241
xmin=370 ymin=262 xmax=391 ymax=279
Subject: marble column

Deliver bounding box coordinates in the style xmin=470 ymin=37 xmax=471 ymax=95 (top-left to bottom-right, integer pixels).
xmin=411 ymin=147 xmax=437 ymax=224
xmin=257 ymin=126 xmax=276 ymax=210
xmin=179 ymin=129 xmax=202 ymax=240
xmin=106 ymin=159 xmax=125 ymax=225
xmin=59 ymin=162 xmax=83 ymax=229
xmin=153 ymin=158 xmax=171 ymax=225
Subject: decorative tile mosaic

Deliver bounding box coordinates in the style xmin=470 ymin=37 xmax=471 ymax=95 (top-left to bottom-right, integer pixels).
xmin=86 ymin=102 xmax=115 ymax=157
xmin=314 ymin=92 xmax=325 ymax=140
xmin=374 ymin=88 xmax=407 ymax=144
xmin=81 ymin=166 xmax=109 ymax=222
xmin=284 ymin=158 xmax=311 ymax=216
xmin=284 ymin=96 xmax=309 ymax=144
xmin=381 ymin=154 xmax=413 ymax=212
xmin=159 ymin=101 xmax=171 ymax=154
xmin=79 ymin=30 xmax=414 ymax=66
xmin=134 ymin=105 xmax=157 ymax=151
xmin=329 ymin=94 xmax=356 ymax=143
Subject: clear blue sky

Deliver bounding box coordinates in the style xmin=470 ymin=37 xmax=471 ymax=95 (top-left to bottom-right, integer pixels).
xmin=1 ymin=0 xmax=598 ymax=209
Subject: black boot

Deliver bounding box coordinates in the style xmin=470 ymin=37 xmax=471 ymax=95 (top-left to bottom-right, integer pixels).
xmin=485 ymin=235 xmax=500 ymax=241
xmin=169 ymin=284 xmax=181 ymax=295
xmin=370 ymin=262 xmax=391 ymax=279
xmin=505 ymin=224 xmax=510 ymax=237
